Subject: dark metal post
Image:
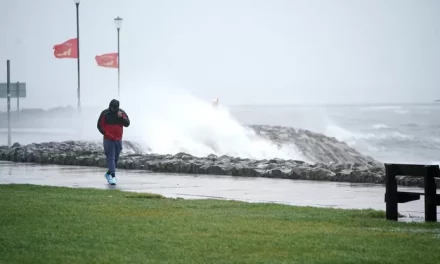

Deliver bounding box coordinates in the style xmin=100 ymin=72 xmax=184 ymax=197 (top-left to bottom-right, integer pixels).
xmin=6 ymin=60 xmax=11 ymax=147
xmin=16 ymin=81 xmax=20 ymax=119
xmin=424 ymin=165 xmax=437 ymax=222
xmin=76 ymin=2 xmax=81 ymax=111
xmin=117 ymin=28 xmax=120 ymax=98
xmin=385 ymin=164 xmax=398 ymax=221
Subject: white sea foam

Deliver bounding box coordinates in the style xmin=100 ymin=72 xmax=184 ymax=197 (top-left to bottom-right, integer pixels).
xmin=119 ymin=81 xmax=307 ymax=161
xmin=373 ymin=124 xmax=389 ymax=129
xmin=394 ymin=109 xmax=409 ymax=115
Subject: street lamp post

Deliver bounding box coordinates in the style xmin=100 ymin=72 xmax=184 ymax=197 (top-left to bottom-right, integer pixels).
xmin=114 ymin=17 xmax=122 ymax=98
xmin=74 ymin=0 xmax=81 ymax=110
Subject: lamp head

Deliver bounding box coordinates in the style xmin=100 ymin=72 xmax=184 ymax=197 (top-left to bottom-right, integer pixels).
xmin=114 ymin=17 xmax=123 ymax=29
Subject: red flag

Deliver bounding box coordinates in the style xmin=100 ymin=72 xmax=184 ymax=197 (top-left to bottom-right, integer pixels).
xmin=95 ymin=53 xmax=118 ymax=68
xmin=53 ymin=38 xmax=78 ymax=59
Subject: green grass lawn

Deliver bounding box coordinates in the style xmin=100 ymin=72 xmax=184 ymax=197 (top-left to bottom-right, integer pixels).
xmin=0 ymin=184 xmax=439 ymax=264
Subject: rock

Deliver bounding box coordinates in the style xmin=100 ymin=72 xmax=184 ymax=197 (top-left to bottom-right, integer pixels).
xmin=173 ymin=152 xmax=194 ymax=161
xmin=309 ymin=168 xmax=335 ymax=181
xmin=207 ymin=154 xmax=218 ymax=161
xmin=287 ymin=168 xmax=302 ymax=179
xmin=53 ymin=154 xmax=66 ymax=165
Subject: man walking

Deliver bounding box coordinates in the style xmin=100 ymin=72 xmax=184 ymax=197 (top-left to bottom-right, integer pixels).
xmin=97 ymin=99 xmax=130 ymax=185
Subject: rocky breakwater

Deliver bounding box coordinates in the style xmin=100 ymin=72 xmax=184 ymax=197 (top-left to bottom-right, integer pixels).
xmin=1 ymin=141 xmax=437 ymax=188
xmin=249 ymin=125 xmax=381 ymax=166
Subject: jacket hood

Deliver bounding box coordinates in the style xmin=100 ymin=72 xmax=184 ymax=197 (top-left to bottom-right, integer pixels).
xmin=109 ymin=99 xmax=120 ymax=112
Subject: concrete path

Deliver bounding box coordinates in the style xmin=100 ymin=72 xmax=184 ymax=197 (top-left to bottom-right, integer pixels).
xmin=0 ymin=161 xmax=437 ymax=222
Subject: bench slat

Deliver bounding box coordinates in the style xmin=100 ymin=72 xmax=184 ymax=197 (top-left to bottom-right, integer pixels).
xmin=384 ymin=163 xmax=439 ymax=177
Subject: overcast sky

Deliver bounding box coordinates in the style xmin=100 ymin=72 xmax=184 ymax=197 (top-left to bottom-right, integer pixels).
xmin=1 ymin=0 xmax=439 ymax=109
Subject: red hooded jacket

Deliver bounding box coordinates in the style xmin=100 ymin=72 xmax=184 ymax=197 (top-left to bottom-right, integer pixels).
xmin=97 ymin=100 xmax=130 ymax=141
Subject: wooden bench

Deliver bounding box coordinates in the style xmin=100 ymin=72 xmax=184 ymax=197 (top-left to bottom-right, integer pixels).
xmin=384 ymin=163 xmax=440 ymax=222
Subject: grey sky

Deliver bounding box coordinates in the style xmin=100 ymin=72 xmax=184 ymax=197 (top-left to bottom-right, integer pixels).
xmin=1 ymin=0 xmax=439 ymax=109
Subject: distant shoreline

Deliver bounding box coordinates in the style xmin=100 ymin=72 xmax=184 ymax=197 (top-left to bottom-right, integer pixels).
xmin=1 ymin=102 xmax=440 ymax=113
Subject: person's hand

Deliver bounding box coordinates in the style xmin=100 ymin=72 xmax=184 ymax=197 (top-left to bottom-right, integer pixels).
xmin=117 ymin=111 xmax=122 ymax=117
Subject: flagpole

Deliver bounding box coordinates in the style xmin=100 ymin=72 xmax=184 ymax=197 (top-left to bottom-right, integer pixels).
xmin=114 ymin=17 xmax=122 ymax=99
xmin=75 ymin=0 xmax=81 ymax=111
xmin=117 ymin=28 xmax=120 ymax=98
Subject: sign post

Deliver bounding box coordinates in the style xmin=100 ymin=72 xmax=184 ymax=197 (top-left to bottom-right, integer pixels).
xmin=16 ymin=81 xmax=20 ymax=113
xmin=7 ymin=60 xmax=10 ymax=146
xmin=1 ymin=60 xmax=27 ymax=147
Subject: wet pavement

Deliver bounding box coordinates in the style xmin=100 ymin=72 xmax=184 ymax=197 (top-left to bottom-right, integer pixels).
xmin=0 ymin=161 xmax=437 ymax=222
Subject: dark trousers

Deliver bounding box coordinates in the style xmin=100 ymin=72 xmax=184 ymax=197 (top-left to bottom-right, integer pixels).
xmin=103 ymin=139 xmax=122 ymax=175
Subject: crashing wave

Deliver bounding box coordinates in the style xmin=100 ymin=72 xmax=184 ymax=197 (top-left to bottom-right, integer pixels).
xmin=111 ymin=125 xmax=380 ymax=166
xmin=248 ymin=125 xmax=380 ymax=166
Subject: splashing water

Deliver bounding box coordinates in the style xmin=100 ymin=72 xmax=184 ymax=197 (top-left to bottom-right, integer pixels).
xmin=120 ymin=82 xmax=306 ymax=161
